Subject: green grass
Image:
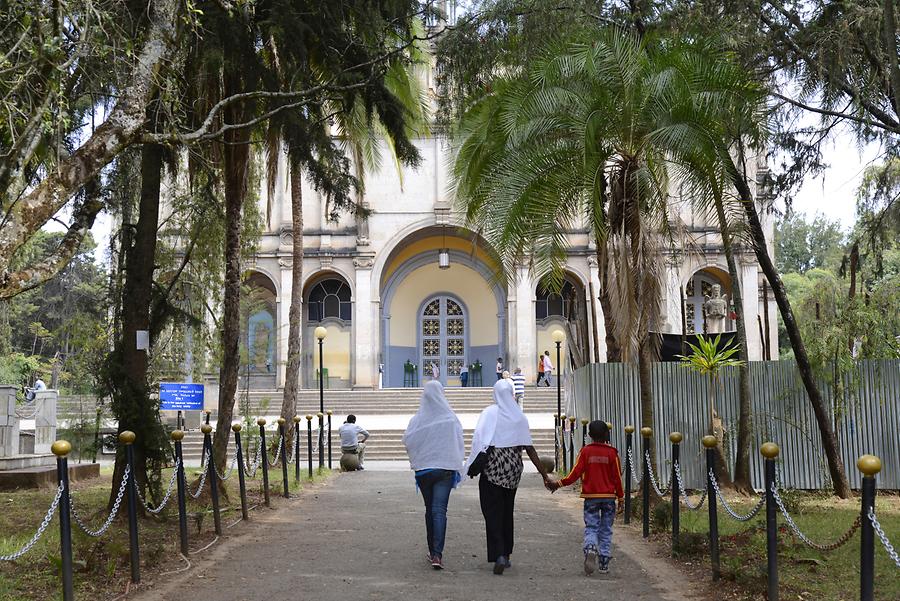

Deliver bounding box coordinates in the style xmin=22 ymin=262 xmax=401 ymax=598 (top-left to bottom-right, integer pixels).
xmin=0 ymin=463 xmax=337 ymax=600
xmin=642 ymin=491 xmax=900 ymax=600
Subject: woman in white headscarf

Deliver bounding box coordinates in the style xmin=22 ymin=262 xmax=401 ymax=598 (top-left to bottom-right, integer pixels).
xmin=465 ymin=378 xmax=552 ymax=575
xmin=402 ymin=381 xmax=465 ymax=570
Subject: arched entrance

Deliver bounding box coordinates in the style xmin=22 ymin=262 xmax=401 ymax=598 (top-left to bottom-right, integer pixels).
xmin=380 ymin=226 xmax=506 ymax=387
xmin=419 ymin=295 xmax=468 ymax=385
xmin=303 ymin=272 xmax=353 ymax=389
xmin=684 ymin=267 xmax=733 ymax=334
xmin=241 ymin=271 xmax=278 ymax=389
xmin=535 ymin=273 xmax=589 ymax=373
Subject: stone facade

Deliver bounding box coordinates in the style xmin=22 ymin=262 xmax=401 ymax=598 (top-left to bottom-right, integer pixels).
xmin=227 ymin=135 xmax=778 ymax=390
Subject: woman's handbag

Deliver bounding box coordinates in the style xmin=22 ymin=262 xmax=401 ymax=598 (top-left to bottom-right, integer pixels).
xmin=467 ymin=446 xmax=493 ymax=477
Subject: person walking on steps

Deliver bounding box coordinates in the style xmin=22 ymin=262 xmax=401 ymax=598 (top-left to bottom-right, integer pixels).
xmin=495 ymin=357 xmax=504 ymax=381
xmin=465 ymin=379 xmax=553 ymax=575
xmin=536 ymin=355 xmax=545 ymax=386
xmin=547 ymin=421 xmax=624 ymax=575
xmin=511 ymin=368 xmax=526 ymax=410
xmin=541 ymin=350 xmax=554 ymax=387
xmin=402 ymin=381 xmax=465 ymax=570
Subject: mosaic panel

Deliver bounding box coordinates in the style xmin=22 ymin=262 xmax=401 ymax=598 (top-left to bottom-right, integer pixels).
xmin=422 ymin=319 xmax=439 ymax=336
xmin=447 ymin=360 xmax=464 ymax=376
xmin=447 ymin=319 xmax=464 ymax=336
xmin=423 ymin=339 xmax=439 ymax=356
xmin=447 ymin=339 xmax=464 ymax=356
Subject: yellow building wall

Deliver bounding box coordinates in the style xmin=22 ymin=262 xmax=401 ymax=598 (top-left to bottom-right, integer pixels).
xmin=310 ymin=323 xmax=351 ymax=380
xmin=389 ymin=262 xmax=498 ymax=347
xmin=381 ymin=236 xmax=499 ymax=286
xmin=536 ymin=322 xmax=568 ymax=378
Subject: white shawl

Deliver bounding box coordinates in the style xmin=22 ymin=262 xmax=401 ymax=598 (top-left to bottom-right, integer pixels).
xmin=464 ymin=379 xmax=533 ymax=472
xmin=402 ymin=381 xmax=465 ymax=477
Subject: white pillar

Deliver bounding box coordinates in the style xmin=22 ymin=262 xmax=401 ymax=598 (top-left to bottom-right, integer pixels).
xmin=33 ymin=390 xmax=57 ymax=455
xmin=514 ymin=266 xmax=536 ymax=380
xmin=662 ymin=255 xmax=683 ymax=333
xmin=741 ymin=259 xmax=762 ymax=360
xmin=354 ymin=256 xmax=376 ymax=388
xmin=0 ymin=386 xmax=19 ymax=457
xmin=277 ymin=260 xmax=292 ymax=389
xmin=587 ymin=256 xmax=607 ymax=362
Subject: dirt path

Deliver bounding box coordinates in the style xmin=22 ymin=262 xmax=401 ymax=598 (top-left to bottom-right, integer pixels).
xmin=133 ymin=470 xmax=703 ymax=601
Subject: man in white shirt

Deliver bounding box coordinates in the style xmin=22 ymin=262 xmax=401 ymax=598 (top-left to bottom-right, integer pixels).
xmin=338 ymin=415 xmax=370 ymax=470
xmin=511 ymin=368 xmax=526 ymax=409
xmin=542 ymin=351 xmax=554 ymax=387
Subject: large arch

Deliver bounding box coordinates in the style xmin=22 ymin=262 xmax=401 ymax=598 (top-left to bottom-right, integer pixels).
xmin=379 ymin=227 xmax=507 ymax=388
xmin=683 ymin=265 xmax=733 ymax=334
xmin=534 ymin=270 xmax=590 ymax=373
xmin=241 ymin=270 xmax=278 ymax=389
xmin=302 ymin=270 xmax=353 ymax=389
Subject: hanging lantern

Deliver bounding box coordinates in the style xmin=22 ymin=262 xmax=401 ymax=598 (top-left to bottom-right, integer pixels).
xmin=438 ymin=249 xmax=450 ymax=269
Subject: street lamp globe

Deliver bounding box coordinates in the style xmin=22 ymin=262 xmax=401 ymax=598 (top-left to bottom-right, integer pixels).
xmin=315 ymin=326 xmax=328 ymax=341
xmin=551 ymin=329 xmax=565 ymax=344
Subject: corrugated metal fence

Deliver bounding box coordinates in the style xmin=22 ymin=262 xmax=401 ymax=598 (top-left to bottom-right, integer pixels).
xmin=571 ymin=359 xmax=900 ymax=490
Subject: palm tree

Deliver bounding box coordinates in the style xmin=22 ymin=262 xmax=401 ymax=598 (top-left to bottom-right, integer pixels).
xmin=452 ymin=30 xmax=755 ymax=435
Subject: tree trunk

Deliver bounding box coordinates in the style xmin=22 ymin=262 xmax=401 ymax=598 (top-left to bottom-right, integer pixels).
xmin=638 ymin=336 xmax=653 ymax=431
xmin=729 ymin=162 xmax=851 ymax=498
xmin=713 ymin=198 xmax=754 ymax=494
xmin=280 ymin=156 xmax=304 ymax=446
xmin=212 ymin=69 xmax=251 ymax=474
xmin=108 ymin=142 xmax=166 ymax=509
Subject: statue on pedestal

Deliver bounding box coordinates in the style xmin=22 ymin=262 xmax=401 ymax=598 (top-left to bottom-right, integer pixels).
xmin=704 ymin=283 xmax=728 ymax=334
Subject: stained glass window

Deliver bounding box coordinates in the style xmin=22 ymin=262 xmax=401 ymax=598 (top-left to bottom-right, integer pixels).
xmin=446 ymin=299 xmax=463 ymax=316
xmin=447 ymin=319 xmax=464 ymax=336
xmin=423 ymin=319 xmax=439 ymax=336
xmin=424 ymin=299 xmax=440 ymax=316
xmin=423 ymin=339 xmax=439 ymax=355
xmin=447 ymin=360 xmax=463 ymax=376
xmin=447 ymin=339 xmax=464 ymax=355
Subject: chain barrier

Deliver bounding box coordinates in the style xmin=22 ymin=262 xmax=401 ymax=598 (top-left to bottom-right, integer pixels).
xmin=644 ymin=451 xmax=670 ymax=496
xmin=214 ymin=451 xmax=237 ymax=481
xmin=0 ymin=483 xmax=63 ymax=561
xmin=244 ymin=443 xmax=262 ymax=478
xmin=188 ymin=451 xmax=210 ymax=499
xmin=267 ymin=436 xmax=282 ymax=467
xmin=709 ymin=469 xmax=765 ymax=522
xmin=285 ymin=439 xmax=295 ymax=464
xmin=136 ymin=460 xmax=180 ymax=515
xmin=868 ymin=507 xmax=900 ymax=569
xmin=71 ymin=466 xmax=130 ymax=537
xmin=626 ymin=447 xmax=641 ymax=485
xmin=769 ymin=486 xmax=860 ymax=551
xmin=673 ymin=462 xmax=707 ymax=510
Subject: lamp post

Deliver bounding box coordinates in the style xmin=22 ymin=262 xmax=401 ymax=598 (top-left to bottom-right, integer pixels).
xmin=315 ymin=326 xmax=327 ymax=469
xmin=551 ymin=329 xmax=565 ymax=470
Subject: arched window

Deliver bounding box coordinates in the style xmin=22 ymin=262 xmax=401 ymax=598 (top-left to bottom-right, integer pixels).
xmin=308 ymin=278 xmax=352 ymax=322
xmin=536 ymin=280 xmax=576 ymax=320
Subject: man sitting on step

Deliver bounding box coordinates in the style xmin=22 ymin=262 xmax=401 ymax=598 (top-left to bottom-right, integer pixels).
xmin=339 ymin=414 xmax=370 ymax=470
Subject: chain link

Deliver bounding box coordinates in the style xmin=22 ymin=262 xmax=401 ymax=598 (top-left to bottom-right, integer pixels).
xmin=136 ymin=459 xmax=180 ymax=514
xmin=709 ymin=469 xmax=765 ymax=522
xmin=244 ymin=443 xmax=261 ymax=478
xmin=868 ymin=507 xmax=900 ymax=569
xmin=214 ymin=451 xmax=237 ymax=481
xmin=0 ymin=483 xmax=63 ymax=561
xmin=770 ymin=486 xmax=860 ymax=551
xmin=673 ymin=462 xmax=707 ymax=510
xmin=267 ymin=437 xmax=281 ymax=467
xmin=188 ymin=451 xmax=210 ymax=499
xmin=626 ymin=447 xmax=641 ymax=485
xmin=644 ymin=452 xmax=670 ymax=496
xmin=71 ymin=465 xmax=129 ymax=537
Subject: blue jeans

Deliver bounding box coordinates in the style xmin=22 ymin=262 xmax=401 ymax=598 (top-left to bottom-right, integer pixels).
xmin=583 ymin=499 xmax=616 ymax=557
xmin=416 ymin=469 xmax=455 ymax=557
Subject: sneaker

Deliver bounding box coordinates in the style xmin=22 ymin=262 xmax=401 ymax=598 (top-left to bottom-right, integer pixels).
xmin=598 ymin=555 xmax=610 ymax=574
xmin=583 ymin=548 xmax=598 ymax=575
xmin=431 ymin=555 xmax=444 ymax=570
xmin=503 ymin=556 xmax=512 ymax=568
xmin=493 ymin=556 xmax=507 ymax=575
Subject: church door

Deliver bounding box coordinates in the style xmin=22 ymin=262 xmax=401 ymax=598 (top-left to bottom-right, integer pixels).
xmin=420 ymin=296 xmax=466 ymax=386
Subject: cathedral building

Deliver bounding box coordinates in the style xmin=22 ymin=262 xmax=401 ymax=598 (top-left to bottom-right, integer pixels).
xmin=236 ymin=135 xmax=779 ymax=391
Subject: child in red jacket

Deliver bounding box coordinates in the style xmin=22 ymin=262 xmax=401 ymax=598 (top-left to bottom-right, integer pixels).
xmin=549 ymin=420 xmax=624 ymax=575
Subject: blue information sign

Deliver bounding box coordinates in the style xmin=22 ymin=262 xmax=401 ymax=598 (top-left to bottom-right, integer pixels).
xmin=159 ymin=383 xmax=204 ymax=411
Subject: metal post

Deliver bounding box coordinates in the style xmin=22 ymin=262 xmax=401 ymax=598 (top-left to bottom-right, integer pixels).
xmin=568 ymin=417 xmax=576 ymax=467
xmin=233 ymin=425 xmax=249 ymax=521
xmin=306 ymin=415 xmax=314 ymax=478
xmin=327 ymin=410 xmax=333 ymax=470
xmin=560 ymin=414 xmax=568 ymax=473
xmin=172 ymin=431 xmax=189 ymax=555
xmin=703 ymin=436 xmax=720 ymax=581
xmin=202 ymin=424 xmax=222 ymax=535
xmin=293 ymin=416 xmax=301 ymax=482
xmin=121 ymin=431 xmax=141 ymax=583
xmin=624 ymin=426 xmax=634 ymax=525
xmin=581 ymin=418 xmax=588 ymax=449
xmin=318 ymin=338 xmax=325 ymax=468
xmin=177 ymin=410 xmax=183 ymax=431
xmin=553 ymin=413 xmax=559 ymax=471
xmin=258 ymin=419 xmax=271 ymax=507
xmin=641 ymin=427 xmax=651 ymax=538
xmin=204 ymin=410 xmax=211 ymax=425
xmin=555 ymin=340 xmax=562 ymax=442
xmin=278 ymin=418 xmax=289 ymax=498
xmin=52 ymin=441 xmax=75 ymax=601
xmin=858 ymin=455 xmax=881 ymax=601
xmin=761 ymin=442 xmax=779 ymax=601
xmin=670 ymin=432 xmax=682 ymax=554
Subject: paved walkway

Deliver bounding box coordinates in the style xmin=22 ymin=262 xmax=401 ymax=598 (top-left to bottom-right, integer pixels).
xmin=136 ymin=471 xmax=699 ymax=601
